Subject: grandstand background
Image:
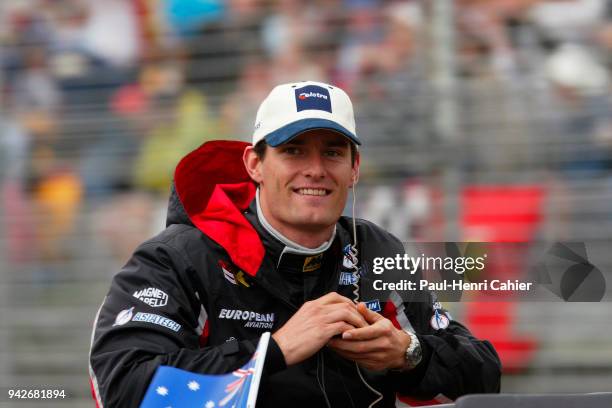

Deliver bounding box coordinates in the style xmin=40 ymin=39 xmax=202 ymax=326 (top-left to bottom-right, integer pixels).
xmin=1 ymin=0 xmax=612 ymax=406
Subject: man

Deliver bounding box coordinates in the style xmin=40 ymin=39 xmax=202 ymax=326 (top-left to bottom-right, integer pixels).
xmin=89 ymin=81 xmax=501 ymax=407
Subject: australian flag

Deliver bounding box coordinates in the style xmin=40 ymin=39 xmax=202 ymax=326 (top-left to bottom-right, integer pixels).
xmin=140 ymin=332 xmax=270 ymax=408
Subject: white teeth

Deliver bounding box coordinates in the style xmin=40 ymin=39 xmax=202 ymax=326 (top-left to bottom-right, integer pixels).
xmin=298 ymin=188 xmax=327 ymax=196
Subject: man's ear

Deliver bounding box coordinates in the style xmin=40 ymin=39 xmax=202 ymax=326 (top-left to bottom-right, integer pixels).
xmin=243 ymin=146 xmax=263 ymax=184
xmin=351 ymin=150 xmax=360 ymax=187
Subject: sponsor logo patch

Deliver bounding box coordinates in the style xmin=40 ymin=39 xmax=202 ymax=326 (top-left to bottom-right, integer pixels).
xmin=430 ymin=311 xmax=450 ymax=330
xmin=223 ymin=268 xmax=236 ymax=285
xmin=364 ymin=299 xmax=382 ymax=312
xmin=132 ymin=312 xmax=182 ymax=332
xmin=218 ymin=308 xmax=275 ymax=329
xmin=113 ymin=307 xmax=134 ymax=326
xmin=303 ymin=254 xmax=323 ymax=272
xmin=133 ymin=287 xmax=168 ymax=307
xmin=295 ymin=85 xmax=332 ymax=113
xmin=339 ymin=271 xmax=359 ymax=285
xmin=219 ymin=260 xmax=250 ymax=287
xmin=219 ymin=260 xmax=237 ymax=285
xmin=342 ymin=244 xmax=358 ymax=269
xmin=235 ymin=271 xmax=251 ymax=287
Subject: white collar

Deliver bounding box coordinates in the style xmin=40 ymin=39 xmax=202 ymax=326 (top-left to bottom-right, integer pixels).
xmin=256 ymin=188 xmax=336 ymax=256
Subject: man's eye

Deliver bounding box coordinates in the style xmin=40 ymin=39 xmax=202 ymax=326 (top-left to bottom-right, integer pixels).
xmin=325 ymin=150 xmax=342 ymax=157
xmin=283 ymin=147 xmax=301 ymax=155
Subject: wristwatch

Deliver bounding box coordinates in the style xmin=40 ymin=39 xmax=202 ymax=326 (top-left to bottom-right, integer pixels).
xmin=402 ymin=330 xmax=423 ymax=370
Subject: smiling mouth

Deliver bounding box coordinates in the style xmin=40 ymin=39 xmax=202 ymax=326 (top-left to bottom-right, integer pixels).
xmin=294 ymin=188 xmax=330 ymax=196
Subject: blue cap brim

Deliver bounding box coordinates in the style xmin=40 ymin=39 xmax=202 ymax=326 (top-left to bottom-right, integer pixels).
xmin=264 ymin=118 xmax=361 ymax=147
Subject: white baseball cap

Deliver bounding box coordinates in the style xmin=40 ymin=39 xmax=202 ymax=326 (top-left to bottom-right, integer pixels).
xmin=252 ymin=80 xmax=360 ymax=147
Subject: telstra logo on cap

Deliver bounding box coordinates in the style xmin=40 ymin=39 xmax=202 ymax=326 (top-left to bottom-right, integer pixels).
xmin=295 ymin=85 xmax=332 ymax=113
xmin=298 ymin=91 xmax=328 ymax=100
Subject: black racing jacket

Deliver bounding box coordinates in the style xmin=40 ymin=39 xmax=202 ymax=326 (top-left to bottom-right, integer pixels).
xmin=89 ymin=141 xmax=501 ymax=407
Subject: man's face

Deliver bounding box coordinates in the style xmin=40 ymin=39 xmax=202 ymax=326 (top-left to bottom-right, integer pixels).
xmin=244 ymin=129 xmax=360 ymax=240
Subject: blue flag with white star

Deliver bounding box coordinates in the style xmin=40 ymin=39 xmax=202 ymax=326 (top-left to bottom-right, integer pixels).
xmin=139 ymin=332 xmax=270 ymax=408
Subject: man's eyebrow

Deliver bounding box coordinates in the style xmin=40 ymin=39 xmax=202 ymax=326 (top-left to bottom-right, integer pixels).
xmin=284 ymin=138 xmax=349 ymax=147
xmin=285 ymin=139 xmax=305 ymax=145
xmin=325 ymin=140 xmax=350 ymax=148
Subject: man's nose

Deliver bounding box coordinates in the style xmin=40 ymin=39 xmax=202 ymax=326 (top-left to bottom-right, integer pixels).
xmin=303 ymin=153 xmax=326 ymax=179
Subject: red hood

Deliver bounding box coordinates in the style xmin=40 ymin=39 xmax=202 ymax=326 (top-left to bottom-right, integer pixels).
xmin=174 ymin=140 xmax=263 ymax=277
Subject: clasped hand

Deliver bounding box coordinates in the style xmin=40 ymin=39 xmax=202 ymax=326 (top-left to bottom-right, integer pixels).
xmin=272 ymin=293 xmax=410 ymax=370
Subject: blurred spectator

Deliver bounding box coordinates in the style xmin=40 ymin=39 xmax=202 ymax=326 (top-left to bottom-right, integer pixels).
xmin=2 ymin=2 xmax=60 ymax=138
xmin=545 ymin=42 xmax=612 ymax=176
xmin=92 ymin=191 xmax=162 ymax=271
xmin=80 ymin=0 xmax=141 ymax=68
xmin=43 ymin=0 xmax=138 ymax=120
xmin=546 ymin=42 xmax=610 ymax=96
xmin=162 ymin=0 xmax=225 ymax=37
xmin=529 ymin=0 xmax=607 ymax=45
xmin=13 ymin=46 xmax=61 ymax=113
xmin=0 ymin=115 xmax=29 ymax=184
xmin=0 ymin=114 xmax=33 ymax=264
xmin=360 ymin=179 xmax=433 ymax=241
xmin=41 ymin=0 xmax=140 ymax=68
xmin=78 ymin=82 xmax=149 ymax=197
xmin=271 ymin=42 xmax=327 ymax=84
xmin=350 ymin=2 xmax=430 ymax=176
xmin=184 ymin=0 xmax=266 ymax=95
xmin=220 ymin=57 xmax=272 ymax=141
xmin=336 ymin=0 xmax=385 ymax=88
xmin=262 ymin=0 xmax=310 ymax=58
xmin=261 ymin=0 xmax=344 ymax=60
xmin=32 ymin=167 xmax=83 ymax=265
xmin=457 ymin=0 xmax=538 ymax=79
xmin=595 ymin=17 xmax=612 ymax=71
xmin=133 ymin=88 xmax=220 ymax=194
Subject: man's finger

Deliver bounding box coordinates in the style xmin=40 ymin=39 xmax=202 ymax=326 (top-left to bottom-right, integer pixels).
xmin=341 ymin=324 xmax=381 ymax=341
xmin=318 ymin=292 xmax=357 ymax=306
xmin=328 ymin=343 xmax=385 ymax=362
xmin=341 ymin=304 xmax=395 ymax=340
xmin=328 ymin=340 xmax=367 ymax=357
xmin=328 ymin=338 xmax=353 ymax=352
xmin=324 ymin=304 xmax=368 ymax=328
xmin=327 ymin=321 xmax=356 ymax=338
xmin=330 ymin=335 xmax=387 ymax=352
xmin=356 ymin=302 xmax=384 ymax=324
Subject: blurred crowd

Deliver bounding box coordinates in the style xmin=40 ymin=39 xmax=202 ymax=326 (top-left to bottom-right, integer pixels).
xmin=1 ymin=0 xmax=612 ymax=273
